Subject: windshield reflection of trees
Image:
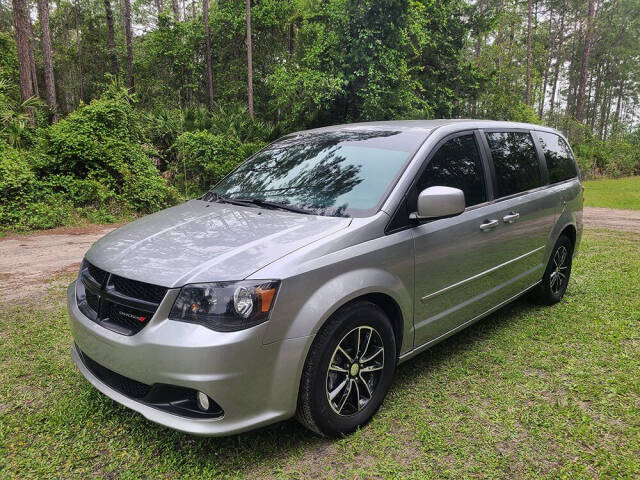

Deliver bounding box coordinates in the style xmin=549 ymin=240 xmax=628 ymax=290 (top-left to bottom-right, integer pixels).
xmin=214 ymin=130 xmax=403 ymax=216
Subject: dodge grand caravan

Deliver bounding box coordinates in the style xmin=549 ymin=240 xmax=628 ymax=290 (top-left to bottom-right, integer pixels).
xmin=68 ymin=120 xmax=583 ymax=437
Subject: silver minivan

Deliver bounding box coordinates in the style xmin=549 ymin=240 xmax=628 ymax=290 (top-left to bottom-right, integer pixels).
xmin=68 ymin=120 xmax=583 ymax=437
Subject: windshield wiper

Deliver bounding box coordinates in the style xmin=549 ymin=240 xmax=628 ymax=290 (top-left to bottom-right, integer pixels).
xmin=204 ymin=192 xmax=312 ymax=215
xmin=237 ymin=198 xmax=313 ymax=215
xmin=204 ymin=192 xmax=255 ymax=208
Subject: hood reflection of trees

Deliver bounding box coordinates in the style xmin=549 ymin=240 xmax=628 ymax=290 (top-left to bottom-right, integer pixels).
xmin=215 ymin=130 xmax=405 ymax=216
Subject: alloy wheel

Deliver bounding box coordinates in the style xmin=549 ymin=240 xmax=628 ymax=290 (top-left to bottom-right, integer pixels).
xmin=325 ymin=326 xmax=385 ymax=416
xmin=550 ymin=245 xmax=569 ymax=295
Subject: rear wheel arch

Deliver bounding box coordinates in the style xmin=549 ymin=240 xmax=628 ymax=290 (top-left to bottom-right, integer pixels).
xmin=546 ymin=219 xmax=577 ymax=263
xmin=560 ymin=224 xmax=576 ymax=249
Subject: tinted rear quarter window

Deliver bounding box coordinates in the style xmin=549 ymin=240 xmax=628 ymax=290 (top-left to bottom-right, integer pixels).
xmin=418 ymin=134 xmax=486 ymax=207
xmin=485 ymin=132 xmax=542 ymax=197
xmin=536 ymin=131 xmax=578 ymax=183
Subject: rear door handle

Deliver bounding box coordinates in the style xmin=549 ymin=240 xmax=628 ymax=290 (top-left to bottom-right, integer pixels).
xmin=503 ymin=212 xmax=520 ymax=224
xmin=479 ymin=219 xmax=499 ymax=231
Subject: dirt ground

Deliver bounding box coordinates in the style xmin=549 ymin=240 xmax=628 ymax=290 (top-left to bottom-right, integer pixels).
xmin=582 ymin=207 xmax=640 ymax=233
xmin=0 ymin=225 xmax=117 ymax=303
xmin=0 ymin=207 xmax=638 ymax=303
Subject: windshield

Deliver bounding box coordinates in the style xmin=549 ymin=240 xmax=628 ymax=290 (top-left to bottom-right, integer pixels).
xmin=210 ymin=128 xmax=428 ymax=217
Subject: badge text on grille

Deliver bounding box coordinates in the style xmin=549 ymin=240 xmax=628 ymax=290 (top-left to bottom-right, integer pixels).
xmin=119 ymin=311 xmax=147 ymax=322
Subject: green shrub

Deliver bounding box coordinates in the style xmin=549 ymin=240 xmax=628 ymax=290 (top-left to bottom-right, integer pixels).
xmin=1 ymin=86 xmax=179 ymax=231
xmin=0 ymin=145 xmax=76 ymax=230
xmin=37 ymin=88 xmax=179 ymax=213
xmin=172 ymin=130 xmax=263 ymax=197
xmin=574 ymin=136 xmax=640 ymax=179
xmin=0 ymin=143 xmax=35 ymax=199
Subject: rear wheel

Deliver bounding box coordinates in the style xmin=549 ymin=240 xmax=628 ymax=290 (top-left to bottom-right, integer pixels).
xmin=296 ymin=301 xmax=396 ymax=437
xmin=532 ymin=235 xmax=573 ymax=305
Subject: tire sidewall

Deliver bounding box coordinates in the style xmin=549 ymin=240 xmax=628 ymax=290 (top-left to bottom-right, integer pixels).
xmin=308 ymin=302 xmax=396 ymax=437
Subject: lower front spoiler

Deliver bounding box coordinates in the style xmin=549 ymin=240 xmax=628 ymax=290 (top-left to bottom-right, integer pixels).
xmin=71 ymin=343 xmax=292 ymax=436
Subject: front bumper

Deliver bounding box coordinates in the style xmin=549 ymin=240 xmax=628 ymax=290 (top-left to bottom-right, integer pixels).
xmin=67 ymin=281 xmax=311 ymax=436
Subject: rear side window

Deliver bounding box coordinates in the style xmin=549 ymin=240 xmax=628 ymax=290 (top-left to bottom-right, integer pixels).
xmin=536 ymin=131 xmax=578 ymax=183
xmin=485 ymin=132 xmax=542 ymax=197
xmin=418 ymin=134 xmax=486 ymax=207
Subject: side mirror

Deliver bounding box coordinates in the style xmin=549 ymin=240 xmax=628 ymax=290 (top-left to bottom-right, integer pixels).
xmin=410 ymin=186 xmax=466 ymax=220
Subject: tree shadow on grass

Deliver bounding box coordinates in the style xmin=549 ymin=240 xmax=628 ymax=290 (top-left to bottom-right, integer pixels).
xmin=84 ymin=295 xmax=542 ymax=475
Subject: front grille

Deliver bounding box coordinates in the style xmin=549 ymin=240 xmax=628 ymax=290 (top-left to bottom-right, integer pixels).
xmin=86 ymin=290 xmax=99 ymax=313
xmin=76 ymin=261 xmax=168 ymax=336
xmin=111 ymin=274 xmax=168 ymax=304
xmin=87 ymin=263 xmax=108 ymax=285
xmin=78 ymin=348 xmax=152 ymax=398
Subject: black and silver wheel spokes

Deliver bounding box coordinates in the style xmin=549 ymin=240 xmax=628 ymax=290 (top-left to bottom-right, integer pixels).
xmin=550 ymin=245 xmax=569 ymax=295
xmin=326 ymin=326 xmax=384 ymax=416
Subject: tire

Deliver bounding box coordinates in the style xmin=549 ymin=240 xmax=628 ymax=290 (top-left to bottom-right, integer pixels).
xmin=531 ymin=235 xmax=573 ymax=305
xmin=296 ymin=300 xmax=396 ymax=437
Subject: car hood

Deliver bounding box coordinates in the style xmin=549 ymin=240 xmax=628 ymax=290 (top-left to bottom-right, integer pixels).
xmin=85 ymin=200 xmax=351 ymax=287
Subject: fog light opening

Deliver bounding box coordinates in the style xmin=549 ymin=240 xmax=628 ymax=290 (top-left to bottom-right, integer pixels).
xmin=196 ymin=391 xmax=210 ymax=411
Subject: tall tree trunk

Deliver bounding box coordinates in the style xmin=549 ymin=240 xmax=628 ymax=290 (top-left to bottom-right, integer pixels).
xmin=474 ymin=0 xmax=487 ymax=59
xmin=576 ymin=0 xmax=595 ymax=122
xmin=154 ymin=0 xmax=162 ymax=15
xmin=74 ymin=0 xmax=83 ymax=104
xmin=11 ymin=0 xmax=34 ymax=124
xmin=566 ymin=18 xmax=581 ymax=121
xmin=549 ymin=11 xmax=564 ymax=119
xmin=590 ymin=63 xmax=602 ymax=131
xmin=598 ymin=65 xmax=611 ymax=140
xmin=613 ymin=78 xmax=624 ymax=133
xmin=25 ymin=11 xmax=39 ymax=98
xmin=246 ymin=0 xmax=253 ymax=118
xmin=538 ymin=7 xmax=553 ymax=117
xmin=603 ymin=84 xmax=612 ymax=140
xmin=37 ymin=0 xmax=58 ymax=121
xmin=104 ymin=0 xmax=119 ymax=76
xmin=171 ymin=0 xmax=180 ymax=20
xmin=495 ymin=0 xmax=505 ymax=80
xmin=203 ymin=0 xmax=215 ymax=109
xmin=121 ymin=0 xmax=135 ymax=91
xmin=525 ymin=0 xmax=532 ymax=106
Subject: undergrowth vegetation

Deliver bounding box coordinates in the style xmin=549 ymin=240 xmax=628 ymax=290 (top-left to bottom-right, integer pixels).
xmin=1 ymin=85 xmax=180 ymax=229
xmin=0 ymin=84 xmax=272 ymax=231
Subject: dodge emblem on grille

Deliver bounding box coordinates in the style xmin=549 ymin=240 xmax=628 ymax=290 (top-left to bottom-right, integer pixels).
xmin=119 ymin=311 xmax=147 ymax=322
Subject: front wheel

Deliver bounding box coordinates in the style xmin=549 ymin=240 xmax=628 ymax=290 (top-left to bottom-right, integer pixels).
xmin=296 ymin=301 xmax=396 ymax=437
xmin=532 ymin=235 xmax=573 ymax=305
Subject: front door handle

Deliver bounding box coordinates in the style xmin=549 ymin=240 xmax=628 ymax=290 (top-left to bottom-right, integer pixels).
xmin=503 ymin=212 xmax=520 ymax=224
xmin=479 ymin=219 xmax=499 ymax=231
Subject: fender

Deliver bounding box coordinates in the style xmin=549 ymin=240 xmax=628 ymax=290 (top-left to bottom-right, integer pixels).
xmin=263 ymin=267 xmax=414 ymax=355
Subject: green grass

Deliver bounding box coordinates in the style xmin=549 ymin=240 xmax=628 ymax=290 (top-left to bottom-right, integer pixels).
xmin=1 ymin=230 xmax=639 ymax=479
xmin=583 ymin=176 xmax=640 ymax=210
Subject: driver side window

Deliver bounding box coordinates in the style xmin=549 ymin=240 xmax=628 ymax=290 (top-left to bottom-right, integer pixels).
xmin=418 ymin=134 xmax=486 ymax=207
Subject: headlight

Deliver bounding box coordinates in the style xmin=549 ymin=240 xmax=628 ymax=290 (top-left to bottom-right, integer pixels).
xmin=169 ymin=280 xmax=280 ymax=332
